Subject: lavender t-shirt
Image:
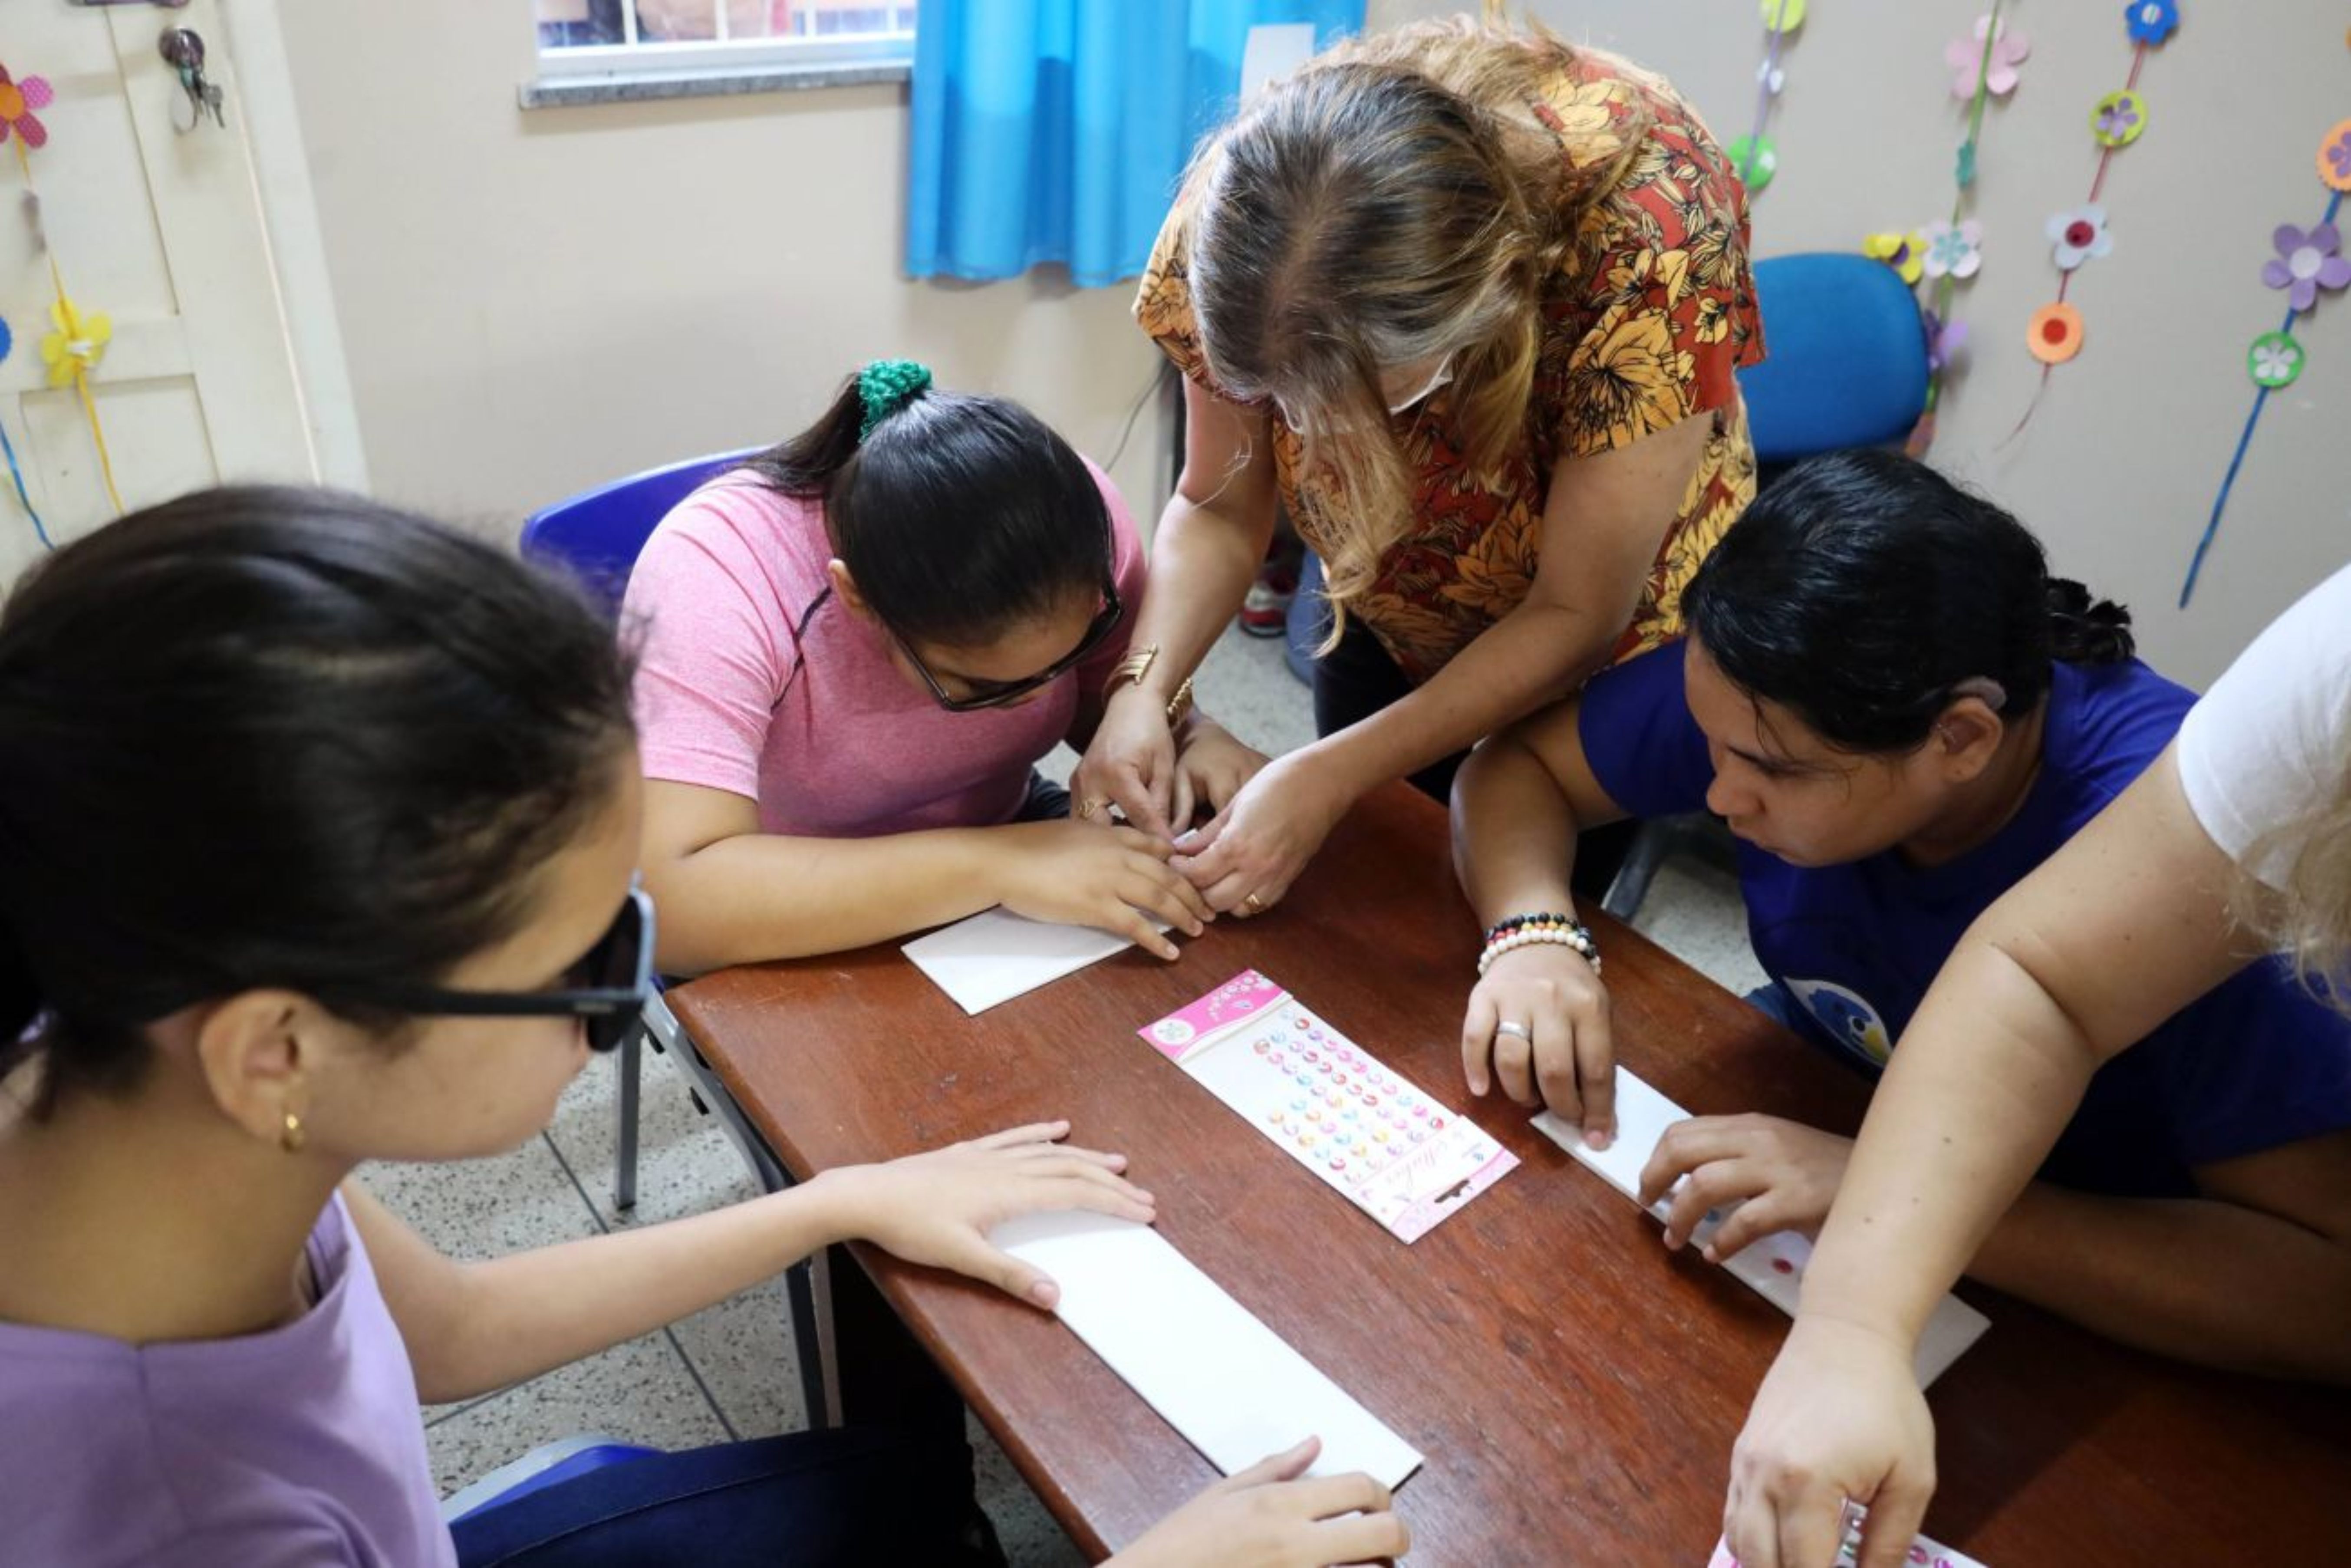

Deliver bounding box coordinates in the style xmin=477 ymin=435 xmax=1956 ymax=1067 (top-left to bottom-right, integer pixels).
xmin=0 ymin=1192 xmax=454 ymax=1567
xmin=622 ymin=464 xmax=1146 ymax=838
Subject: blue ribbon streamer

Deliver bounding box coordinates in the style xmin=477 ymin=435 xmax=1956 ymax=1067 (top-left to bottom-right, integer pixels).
xmin=0 ymin=414 xmax=51 ymax=551
xmin=2182 ymin=188 xmax=2344 ymax=608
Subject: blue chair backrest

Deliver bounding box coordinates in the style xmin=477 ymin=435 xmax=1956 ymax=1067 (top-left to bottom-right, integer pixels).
xmin=520 ymin=448 xmax=761 ymax=609
xmin=1735 ymin=253 xmax=1929 ymax=464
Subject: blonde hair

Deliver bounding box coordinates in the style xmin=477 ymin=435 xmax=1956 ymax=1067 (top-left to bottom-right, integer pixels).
xmin=2247 ymin=759 xmax=2351 ymax=1015
xmin=1177 ymin=8 xmax=1646 ymax=643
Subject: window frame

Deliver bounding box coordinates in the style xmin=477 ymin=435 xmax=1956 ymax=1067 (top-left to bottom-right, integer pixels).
xmin=530 ymin=2 xmax=915 ymax=92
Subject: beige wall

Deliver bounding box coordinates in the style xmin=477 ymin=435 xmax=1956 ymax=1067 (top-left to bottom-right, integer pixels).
xmin=1369 ymin=0 xmax=2344 ymax=687
xmin=277 ymin=2 xmax=1175 ymax=541
xmin=284 ymin=1 xmax=2339 ymax=687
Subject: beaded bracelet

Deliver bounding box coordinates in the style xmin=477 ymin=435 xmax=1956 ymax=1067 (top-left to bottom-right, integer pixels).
xmin=1477 ymin=913 xmax=1600 ymax=979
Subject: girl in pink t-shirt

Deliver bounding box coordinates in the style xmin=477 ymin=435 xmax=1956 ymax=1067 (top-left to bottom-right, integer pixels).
xmin=627 ymin=361 xmax=1261 ymax=975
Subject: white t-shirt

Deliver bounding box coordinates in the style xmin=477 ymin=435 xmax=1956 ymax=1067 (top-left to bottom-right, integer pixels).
xmin=2177 ymin=563 xmax=2351 ymax=889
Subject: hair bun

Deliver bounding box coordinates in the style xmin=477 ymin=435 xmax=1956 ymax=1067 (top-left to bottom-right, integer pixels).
xmin=2045 ymin=576 xmax=2136 ymax=665
xmin=856 ymin=359 xmax=934 ymax=439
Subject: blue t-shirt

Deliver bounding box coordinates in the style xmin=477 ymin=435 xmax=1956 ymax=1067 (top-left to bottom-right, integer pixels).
xmin=1580 ymin=644 xmax=2351 ymax=1198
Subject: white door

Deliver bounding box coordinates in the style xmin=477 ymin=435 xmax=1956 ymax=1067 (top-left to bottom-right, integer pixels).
xmin=2 ymin=0 xmax=317 ymax=582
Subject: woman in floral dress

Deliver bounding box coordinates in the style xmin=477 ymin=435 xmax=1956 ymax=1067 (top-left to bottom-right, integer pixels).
xmin=1073 ymin=13 xmax=1765 ymax=917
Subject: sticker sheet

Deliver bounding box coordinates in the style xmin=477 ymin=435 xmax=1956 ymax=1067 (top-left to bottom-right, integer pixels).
xmin=1140 ymin=970 xmax=1517 ymax=1243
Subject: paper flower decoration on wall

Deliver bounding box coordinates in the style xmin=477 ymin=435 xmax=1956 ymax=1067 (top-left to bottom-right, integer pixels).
xmin=1864 ymin=231 xmax=1928 ymax=286
xmin=2092 ymin=90 xmax=2147 ymax=148
xmin=1922 ymin=219 xmax=1983 ymax=280
xmin=2026 ymin=303 xmax=2082 ymax=364
xmin=1922 ymin=308 xmax=1968 ymax=374
xmin=2247 ymin=332 xmax=2303 ymax=389
xmin=0 ymin=63 xmax=55 ymax=149
xmin=2124 ymin=0 xmax=2179 ymax=46
xmin=40 ymin=294 xmax=111 ymax=387
xmin=2262 ymin=224 xmax=2351 ymax=314
xmin=1947 ymin=16 xmax=2028 ymax=100
xmin=2047 ymin=206 xmax=2115 ymax=271
xmin=2320 ymin=121 xmax=2351 ymax=193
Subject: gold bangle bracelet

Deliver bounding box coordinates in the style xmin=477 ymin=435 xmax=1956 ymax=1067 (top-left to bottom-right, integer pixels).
xmin=1103 ymin=642 xmax=1159 ymax=700
xmin=1165 ymin=676 xmax=1194 ymax=728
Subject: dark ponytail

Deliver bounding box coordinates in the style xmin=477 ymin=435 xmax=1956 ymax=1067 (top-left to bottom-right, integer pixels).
xmin=1683 ymin=449 xmax=2134 ymax=755
xmin=2045 ymin=575 xmax=2137 ymax=666
xmin=0 ymin=486 xmax=636 ymax=1117
xmin=743 ymin=372 xmax=1110 ymax=648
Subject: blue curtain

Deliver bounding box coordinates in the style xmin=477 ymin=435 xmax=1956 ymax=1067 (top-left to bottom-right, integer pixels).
xmin=905 ymin=0 xmax=1365 ymax=288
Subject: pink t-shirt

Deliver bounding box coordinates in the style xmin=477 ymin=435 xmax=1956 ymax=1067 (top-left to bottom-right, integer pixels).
xmin=623 ymin=464 xmax=1145 ymax=837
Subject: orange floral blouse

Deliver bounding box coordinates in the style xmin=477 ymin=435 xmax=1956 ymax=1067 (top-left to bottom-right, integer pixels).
xmin=1135 ymin=48 xmax=1766 ymax=684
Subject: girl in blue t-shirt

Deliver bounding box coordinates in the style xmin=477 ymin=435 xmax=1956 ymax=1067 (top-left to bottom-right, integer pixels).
xmin=1450 ymin=449 xmax=2351 ymax=1380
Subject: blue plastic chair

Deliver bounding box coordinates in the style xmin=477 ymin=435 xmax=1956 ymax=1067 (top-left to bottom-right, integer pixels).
xmin=521 ymin=449 xmax=759 ymax=614
xmin=1597 ymin=250 xmax=1929 ymax=919
xmin=520 ymin=449 xmax=759 ymax=1214
xmin=440 ymin=1435 xmax=661 ymax=1527
xmin=1737 ymin=251 xmax=1930 ymax=465
xmin=520 ymin=449 xmax=837 ymax=1433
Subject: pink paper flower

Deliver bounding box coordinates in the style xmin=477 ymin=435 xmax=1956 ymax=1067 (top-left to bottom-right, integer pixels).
xmin=0 ymin=64 xmax=56 ymax=149
xmin=1946 ymin=16 xmax=2029 ymax=100
xmin=2262 ymin=224 xmax=2351 ymax=314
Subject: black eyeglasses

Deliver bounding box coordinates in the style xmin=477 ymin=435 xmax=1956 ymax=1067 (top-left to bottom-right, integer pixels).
xmin=897 ymin=576 xmax=1124 ymax=714
xmin=324 ymin=884 xmax=656 ymax=1054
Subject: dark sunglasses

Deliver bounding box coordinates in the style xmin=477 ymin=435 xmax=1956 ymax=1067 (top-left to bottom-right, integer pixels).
xmin=325 ymin=884 xmax=655 ymax=1054
xmin=897 ymin=576 xmax=1124 ymax=714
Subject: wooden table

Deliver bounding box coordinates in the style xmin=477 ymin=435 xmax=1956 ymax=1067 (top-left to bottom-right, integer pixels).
xmin=670 ymin=784 xmax=2351 ymax=1564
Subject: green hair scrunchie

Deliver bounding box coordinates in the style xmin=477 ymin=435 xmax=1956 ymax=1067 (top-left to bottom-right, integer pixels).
xmin=857 ymin=359 xmax=933 ymax=439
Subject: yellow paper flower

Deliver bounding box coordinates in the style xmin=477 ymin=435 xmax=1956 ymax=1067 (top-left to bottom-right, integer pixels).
xmin=40 ymin=294 xmax=111 ymax=388
xmin=1862 ymin=231 xmax=1927 ymax=287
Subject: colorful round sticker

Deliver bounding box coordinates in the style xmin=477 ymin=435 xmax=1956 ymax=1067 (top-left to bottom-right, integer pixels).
xmin=1761 ymin=0 xmax=1805 ymax=31
xmin=2319 ymin=119 xmax=2351 ymax=194
xmin=2091 ymin=89 xmax=2148 ymax=148
xmin=1727 ymin=134 xmax=1778 ymax=192
xmin=2027 ymin=303 xmax=2084 ymax=365
xmin=2248 ymin=331 xmax=2304 ymax=389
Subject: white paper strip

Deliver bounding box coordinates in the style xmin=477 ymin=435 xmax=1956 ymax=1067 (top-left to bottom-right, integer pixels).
xmin=902 ymin=908 xmax=1142 ymax=1016
xmin=990 ymin=1212 xmax=1424 ymax=1489
xmin=1536 ymin=1065 xmax=1990 ymax=1389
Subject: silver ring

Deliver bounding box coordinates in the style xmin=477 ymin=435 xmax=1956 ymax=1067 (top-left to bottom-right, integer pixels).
xmin=1495 ymin=1021 xmax=1532 ymax=1041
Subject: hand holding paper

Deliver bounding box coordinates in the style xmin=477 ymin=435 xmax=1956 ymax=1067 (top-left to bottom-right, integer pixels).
xmin=818 ymin=1121 xmax=1155 ymax=1307
xmin=1635 ymin=1113 xmax=1852 ymax=1261
xmin=1535 ymin=1066 xmax=1988 ymax=1387
xmin=1107 ymin=1437 xmax=1411 ymax=1568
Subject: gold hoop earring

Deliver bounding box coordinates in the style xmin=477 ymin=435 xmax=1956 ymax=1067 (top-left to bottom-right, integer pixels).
xmin=280 ymin=1110 xmax=306 ymax=1154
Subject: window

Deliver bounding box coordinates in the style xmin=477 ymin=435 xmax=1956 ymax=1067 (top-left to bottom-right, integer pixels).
xmin=533 ymin=0 xmax=916 ymax=78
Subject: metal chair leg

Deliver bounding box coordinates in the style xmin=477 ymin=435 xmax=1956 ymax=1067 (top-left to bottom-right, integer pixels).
xmin=613 ymin=1023 xmax=641 ymax=1211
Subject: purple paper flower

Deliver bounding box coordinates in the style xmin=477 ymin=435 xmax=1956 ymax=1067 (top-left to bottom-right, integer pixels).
xmin=1921 ymin=308 xmax=1968 ymax=375
xmin=2262 ymin=224 xmax=2351 ymax=313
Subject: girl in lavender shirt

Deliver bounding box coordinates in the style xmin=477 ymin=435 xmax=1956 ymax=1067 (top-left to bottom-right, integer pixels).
xmin=0 ymin=489 xmax=1406 ymax=1567
xmin=629 ymin=360 xmax=1264 ymax=977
